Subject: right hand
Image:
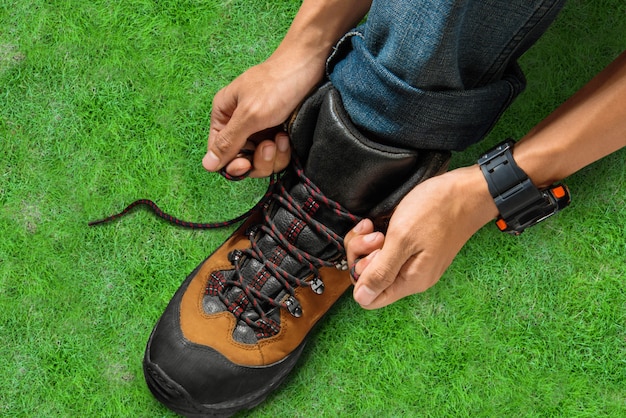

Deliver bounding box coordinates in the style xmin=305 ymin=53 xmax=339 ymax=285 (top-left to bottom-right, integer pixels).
xmin=203 ymin=57 xmax=323 ymax=178
xmin=344 ymin=166 xmax=498 ymax=309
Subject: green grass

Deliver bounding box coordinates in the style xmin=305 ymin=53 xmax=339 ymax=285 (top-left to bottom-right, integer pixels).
xmin=1 ymin=0 xmax=624 ymax=416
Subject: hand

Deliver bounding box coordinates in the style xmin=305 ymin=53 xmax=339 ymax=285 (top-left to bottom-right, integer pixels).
xmin=344 ymin=166 xmax=498 ymax=309
xmin=202 ymin=55 xmax=324 ymax=178
xmin=201 ymin=0 xmax=375 ymax=178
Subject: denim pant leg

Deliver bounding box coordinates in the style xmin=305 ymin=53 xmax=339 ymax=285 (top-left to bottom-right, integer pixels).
xmin=328 ymin=0 xmax=567 ymax=151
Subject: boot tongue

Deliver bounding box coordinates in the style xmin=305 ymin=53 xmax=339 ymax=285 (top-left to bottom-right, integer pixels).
xmin=290 ymin=84 xmax=420 ymax=216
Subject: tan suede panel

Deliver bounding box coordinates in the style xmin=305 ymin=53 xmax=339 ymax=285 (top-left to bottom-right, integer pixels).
xmin=179 ymin=221 xmax=265 ymax=366
xmin=179 ymin=216 xmax=353 ymax=367
xmin=258 ymin=266 xmax=352 ymax=364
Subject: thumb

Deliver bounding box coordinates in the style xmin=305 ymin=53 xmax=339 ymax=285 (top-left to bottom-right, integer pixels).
xmin=203 ymin=108 xmax=255 ymax=172
xmin=353 ymin=243 xmax=405 ymax=309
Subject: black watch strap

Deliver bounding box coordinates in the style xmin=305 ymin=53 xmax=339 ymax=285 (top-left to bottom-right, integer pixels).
xmin=478 ymin=139 xmax=571 ymax=235
xmin=477 ymin=139 xmax=543 ymax=219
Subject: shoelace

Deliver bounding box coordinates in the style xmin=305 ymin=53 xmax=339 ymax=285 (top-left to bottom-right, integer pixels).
xmin=212 ymin=159 xmax=359 ymax=338
xmin=88 ymin=149 xmax=269 ymax=229
xmin=88 ymin=157 xmax=360 ymax=337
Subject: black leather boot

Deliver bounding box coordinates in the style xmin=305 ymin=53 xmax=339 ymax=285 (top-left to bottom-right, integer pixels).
xmin=143 ymin=82 xmax=450 ymax=417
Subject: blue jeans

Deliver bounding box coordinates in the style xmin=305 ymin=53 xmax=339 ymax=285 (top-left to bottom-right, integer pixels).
xmin=328 ymin=0 xmax=567 ymax=151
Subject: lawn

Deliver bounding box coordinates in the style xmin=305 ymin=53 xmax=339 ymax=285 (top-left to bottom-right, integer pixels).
xmin=1 ymin=0 xmax=624 ymax=417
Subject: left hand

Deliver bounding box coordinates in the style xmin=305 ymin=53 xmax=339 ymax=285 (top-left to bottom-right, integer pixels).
xmin=344 ymin=165 xmax=498 ymax=309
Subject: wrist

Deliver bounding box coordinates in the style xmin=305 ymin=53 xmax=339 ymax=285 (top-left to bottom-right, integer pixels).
xmin=448 ymin=165 xmax=500 ymax=230
xmin=511 ymin=136 xmax=566 ymax=189
xmin=266 ymin=27 xmax=335 ymax=92
xmin=266 ymin=43 xmax=327 ymax=79
xmin=268 ymin=0 xmax=371 ymax=82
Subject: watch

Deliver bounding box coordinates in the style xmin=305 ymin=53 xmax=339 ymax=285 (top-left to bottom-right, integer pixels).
xmin=478 ymin=139 xmax=570 ymax=235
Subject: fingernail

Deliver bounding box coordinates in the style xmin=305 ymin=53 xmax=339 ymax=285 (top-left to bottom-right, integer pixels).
xmin=363 ymin=232 xmax=380 ymax=243
xmin=354 ymin=285 xmax=377 ymax=306
xmin=353 ymin=219 xmax=367 ymax=234
xmin=262 ymin=144 xmax=275 ymax=161
xmin=203 ymin=151 xmax=220 ymax=171
xmin=276 ymin=134 xmax=290 ymax=152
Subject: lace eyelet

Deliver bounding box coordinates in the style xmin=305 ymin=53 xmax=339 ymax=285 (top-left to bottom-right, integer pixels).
xmin=309 ymin=277 xmax=325 ymax=295
xmin=335 ymin=259 xmax=348 ymax=271
xmin=284 ymin=296 xmax=302 ymax=318
xmin=228 ymin=249 xmax=244 ymax=264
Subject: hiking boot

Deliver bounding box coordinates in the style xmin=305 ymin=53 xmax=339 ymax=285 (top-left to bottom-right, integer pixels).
xmin=143 ymin=82 xmax=450 ymax=417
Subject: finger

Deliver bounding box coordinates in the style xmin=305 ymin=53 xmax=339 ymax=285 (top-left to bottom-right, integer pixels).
xmin=221 ymin=141 xmax=256 ymax=178
xmin=204 ymin=114 xmax=257 ymax=172
xmin=273 ymin=132 xmax=291 ymax=173
xmin=205 ymin=89 xmax=266 ymax=172
xmin=204 ymin=89 xmax=239 ymax=171
xmin=350 ymin=249 xmax=380 ymax=284
xmin=353 ymin=242 xmax=408 ymax=309
xmin=344 ymin=219 xmax=375 ymax=265
xmin=360 ymin=257 xmax=439 ymax=310
xmin=246 ymin=132 xmax=292 ymax=178
xmin=344 ymin=219 xmax=374 ymax=246
xmin=223 ymin=157 xmax=253 ymax=178
xmin=248 ymin=140 xmax=277 ymax=178
xmin=346 ymin=231 xmax=384 ymax=273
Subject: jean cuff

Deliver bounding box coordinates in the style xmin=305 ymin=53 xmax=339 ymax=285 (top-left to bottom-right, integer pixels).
xmin=328 ymin=31 xmax=527 ymax=151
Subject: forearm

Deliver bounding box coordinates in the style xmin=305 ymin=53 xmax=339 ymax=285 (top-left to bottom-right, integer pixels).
xmin=451 ymin=51 xmax=626 ymax=229
xmin=514 ymin=50 xmax=626 ymax=188
xmin=267 ymin=0 xmax=372 ymax=79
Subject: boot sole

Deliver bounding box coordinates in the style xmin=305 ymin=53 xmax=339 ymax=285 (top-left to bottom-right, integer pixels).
xmin=143 ymin=322 xmax=307 ymax=418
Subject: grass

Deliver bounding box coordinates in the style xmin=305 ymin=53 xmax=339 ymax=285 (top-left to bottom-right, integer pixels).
xmin=1 ymin=0 xmax=624 ymax=416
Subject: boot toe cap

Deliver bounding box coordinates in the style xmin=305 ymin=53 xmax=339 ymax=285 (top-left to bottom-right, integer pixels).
xmin=143 ymin=295 xmax=304 ymax=416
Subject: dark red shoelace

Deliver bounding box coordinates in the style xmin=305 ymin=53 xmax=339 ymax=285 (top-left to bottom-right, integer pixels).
xmin=88 ymin=150 xmax=266 ymax=229
xmin=206 ymin=160 xmax=359 ymax=338
xmin=89 ymin=157 xmax=359 ymax=337
xmin=87 ymin=182 xmax=276 ymax=229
